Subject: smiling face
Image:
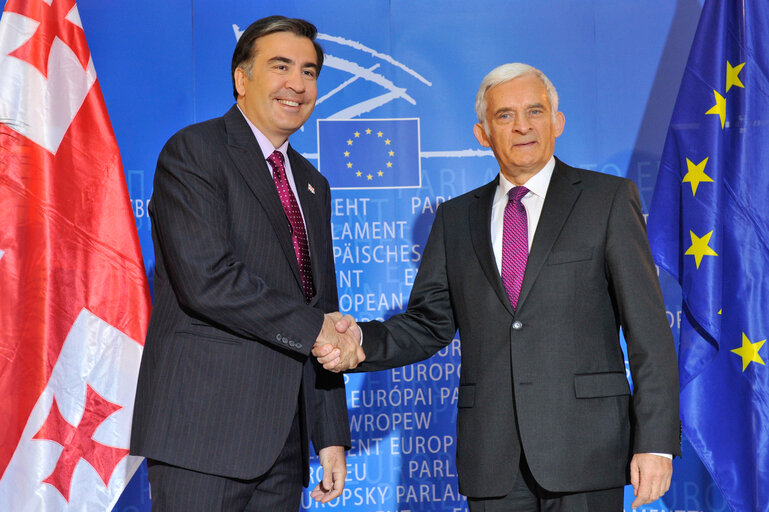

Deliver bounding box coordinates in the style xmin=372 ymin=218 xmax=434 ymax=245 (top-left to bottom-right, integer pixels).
xmin=234 ymin=31 xmax=319 ymax=148
xmin=473 ymin=74 xmax=565 ymax=185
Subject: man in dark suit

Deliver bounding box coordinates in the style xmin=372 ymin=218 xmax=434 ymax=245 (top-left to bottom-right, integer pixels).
xmin=130 ymin=16 xmax=363 ymax=511
xmin=317 ymin=63 xmax=680 ymax=510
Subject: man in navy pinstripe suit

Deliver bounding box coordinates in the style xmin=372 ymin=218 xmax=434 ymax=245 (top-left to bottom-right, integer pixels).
xmin=130 ymin=16 xmax=363 ymax=511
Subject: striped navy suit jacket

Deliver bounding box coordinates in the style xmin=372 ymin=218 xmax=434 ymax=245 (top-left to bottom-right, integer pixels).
xmin=130 ymin=105 xmax=350 ymax=482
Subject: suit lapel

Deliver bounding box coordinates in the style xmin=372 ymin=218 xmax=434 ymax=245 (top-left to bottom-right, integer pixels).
xmin=517 ymin=159 xmax=582 ymax=310
xmin=222 ymin=106 xmax=304 ymax=289
xmin=289 ymin=146 xmax=325 ymax=304
xmin=469 ymin=177 xmax=515 ymax=315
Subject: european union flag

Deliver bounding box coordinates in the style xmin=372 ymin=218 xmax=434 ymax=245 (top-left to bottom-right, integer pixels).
xmin=647 ymin=1 xmax=769 ymax=510
xmin=317 ymin=118 xmax=420 ymax=189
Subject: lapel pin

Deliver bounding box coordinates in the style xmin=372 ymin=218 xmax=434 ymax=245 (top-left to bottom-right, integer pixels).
xmin=307 ymin=183 xmax=315 ymax=194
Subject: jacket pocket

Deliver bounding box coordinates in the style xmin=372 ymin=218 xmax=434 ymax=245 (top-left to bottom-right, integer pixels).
xmin=574 ymin=372 xmax=630 ymax=398
xmin=177 ymin=323 xmax=244 ymax=345
xmin=546 ymin=248 xmax=593 ymax=265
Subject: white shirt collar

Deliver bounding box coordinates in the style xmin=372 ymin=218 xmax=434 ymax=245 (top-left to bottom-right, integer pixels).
xmin=497 ymin=156 xmax=555 ymax=198
xmin=494 ymin=156 xmax=556 ymax=209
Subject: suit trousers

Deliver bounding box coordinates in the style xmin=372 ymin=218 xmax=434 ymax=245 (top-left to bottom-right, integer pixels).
xmin=467 ymin=453 xmax=623 ymax=512
xmin=147 ymin=409 xmax=303 ymax=512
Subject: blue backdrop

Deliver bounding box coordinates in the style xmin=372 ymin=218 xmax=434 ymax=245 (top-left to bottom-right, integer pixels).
xmin=1 ymin=1 xmax=731 ymax=510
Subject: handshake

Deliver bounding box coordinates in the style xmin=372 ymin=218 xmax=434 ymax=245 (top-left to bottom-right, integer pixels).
xmin=313 ymin=313 xmax=364 ymax=372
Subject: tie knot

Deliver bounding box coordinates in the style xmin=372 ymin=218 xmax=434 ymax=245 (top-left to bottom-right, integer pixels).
xmin=267 ymin=150 xmax=285 ymax=171
xmin=508 ymin=186 xmax=529 ymax=204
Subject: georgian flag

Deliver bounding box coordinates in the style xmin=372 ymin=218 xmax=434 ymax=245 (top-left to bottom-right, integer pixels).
xmin=0 ymin=0 xmax=151 ymax=510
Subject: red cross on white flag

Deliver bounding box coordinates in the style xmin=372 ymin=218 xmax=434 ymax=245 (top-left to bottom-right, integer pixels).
xmin=0 ymin=0 xmax=151 ymax=509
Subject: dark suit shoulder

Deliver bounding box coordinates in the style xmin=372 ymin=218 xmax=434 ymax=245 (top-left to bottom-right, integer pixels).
xmin=164 ymin=114 xmax=227 ymax=150
xmin=152 ymin=114 xmax=233 ymax=203
xmin=554 ymin=158 xmax=633 ymax=191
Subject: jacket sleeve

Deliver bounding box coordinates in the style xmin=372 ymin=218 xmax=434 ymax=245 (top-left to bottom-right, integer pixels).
xmin=150 ymin=128 xmax=324 ymax=355
xmin=309 ymin=179 xmax=351 ymax=451
xmin=355 ymin=204 xmax=457 ymax=372
xmin=605 ymin=179 xmax=681 ymax=456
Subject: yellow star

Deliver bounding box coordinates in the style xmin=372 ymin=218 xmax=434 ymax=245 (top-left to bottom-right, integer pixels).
xmin=377 ymin=131 xmax=383 ymax=137
xmin=388 ymin=150 xmax=394 ymax=156
xmin=344 ymin=151 xmax=350 ymax=157
xmin=685 ymin=230 xmax=718 ymax=268
xmin=347 ymin=139 xmax=353 ymax=145
xmin=377 ymin=171 xmax=384 ymax=176
xmin=367 ymin=173 xmax=373 ymax=180
xmin=354 ymin=131 xmax=360 ymax=137
xmin=731 ymin=333 xmax=766 ymax=371
xmin=356 ymin=171 xmax=362 ymax=177
xmin=386 ymin=161 xmax=393 ymax=168
xmin=365 ymin=128 xmax=372 ymax=134
xmin=726 ymin=61 xmax=745 ymax=92
xmin=682 ymin=157 xmax=713 ymax=196
xmin=385 ymin=139 xmax=391 ymax=145
xmin=346 ymin=162 xmax=353 ymax=168
xmin=706 ymin=90 xmax=726 ymax=129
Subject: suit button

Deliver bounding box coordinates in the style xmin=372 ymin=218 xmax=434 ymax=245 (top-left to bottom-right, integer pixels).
xmin=282 ymin=336 xmax=289 ymax=344
xmin=296 ymin=343 xmax=303 ymax=350
xmin=288 ymin=340 xmax=296 ymax=348
xmin=276 ymin=333 xmax=282 ymax=341
xmin=512 ymin=321 xmax=523 ymax=330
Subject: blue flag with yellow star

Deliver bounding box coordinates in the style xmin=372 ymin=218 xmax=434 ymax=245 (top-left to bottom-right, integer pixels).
xmin=648 ymin=1 xmax=769 ymax=510
xmin=317 ymin=118 xmax=421 ymax=189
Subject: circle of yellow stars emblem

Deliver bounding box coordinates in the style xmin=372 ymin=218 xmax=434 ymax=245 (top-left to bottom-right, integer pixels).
xmin=344 ymin=127 xmax=395 ymax=181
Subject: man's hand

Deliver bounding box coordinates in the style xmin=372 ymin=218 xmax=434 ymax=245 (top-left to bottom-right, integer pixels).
xmin=310 ymin=445 xmax=346 ymax=503
xmin=313 ymin=313 xmax=363 ymax=372
xmin=630 ymin=453 xmax=673 ymax=509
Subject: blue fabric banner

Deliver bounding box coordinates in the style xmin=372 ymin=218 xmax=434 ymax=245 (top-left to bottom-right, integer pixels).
xmin=648 ymin=1 xmax=769 ymax=510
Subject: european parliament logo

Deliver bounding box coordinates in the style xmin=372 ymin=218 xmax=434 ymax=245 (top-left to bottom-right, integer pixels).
xmin=318 ymin=119 xmax=421 ymax=190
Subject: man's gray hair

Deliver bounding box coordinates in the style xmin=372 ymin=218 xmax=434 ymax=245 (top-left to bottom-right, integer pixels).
xmin=474 ymin=63 xmax=559 ymax=131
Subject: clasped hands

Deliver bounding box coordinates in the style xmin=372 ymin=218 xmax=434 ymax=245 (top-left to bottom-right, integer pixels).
xmin=313 ymin=313 xmax=363 ymax=372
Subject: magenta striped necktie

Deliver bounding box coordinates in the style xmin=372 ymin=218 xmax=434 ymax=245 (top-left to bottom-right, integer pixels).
xmin=267 ymin=150 xmax=314 ymax=303
xmin=501 ymin=186 xmax=529 ymax=309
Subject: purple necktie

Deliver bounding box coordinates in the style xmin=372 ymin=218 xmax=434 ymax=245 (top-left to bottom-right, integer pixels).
xmin=501 ymin=186 xmax=529 ymax=309
xmin=267 ymin=150 xmax=314 ymax=303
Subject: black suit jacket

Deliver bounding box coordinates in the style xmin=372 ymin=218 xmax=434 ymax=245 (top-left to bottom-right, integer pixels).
xmin=130 ymin=105 xmax=350 ymax=481
xmin=356 ymin=159 xmax=680 ymax=497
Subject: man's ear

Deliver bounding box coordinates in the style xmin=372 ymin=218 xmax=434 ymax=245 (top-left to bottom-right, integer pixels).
xmin=234 ymin=67 xmax=247 ymax=98
xmin=554 ymin=111 xmax=565 ymax=138
xmin=473 ymin=123 xmax=490 ymax=147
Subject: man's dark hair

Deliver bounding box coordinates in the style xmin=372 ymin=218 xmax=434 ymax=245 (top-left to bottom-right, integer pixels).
xmin=231 ymin=16 xmax=324 ymax=100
